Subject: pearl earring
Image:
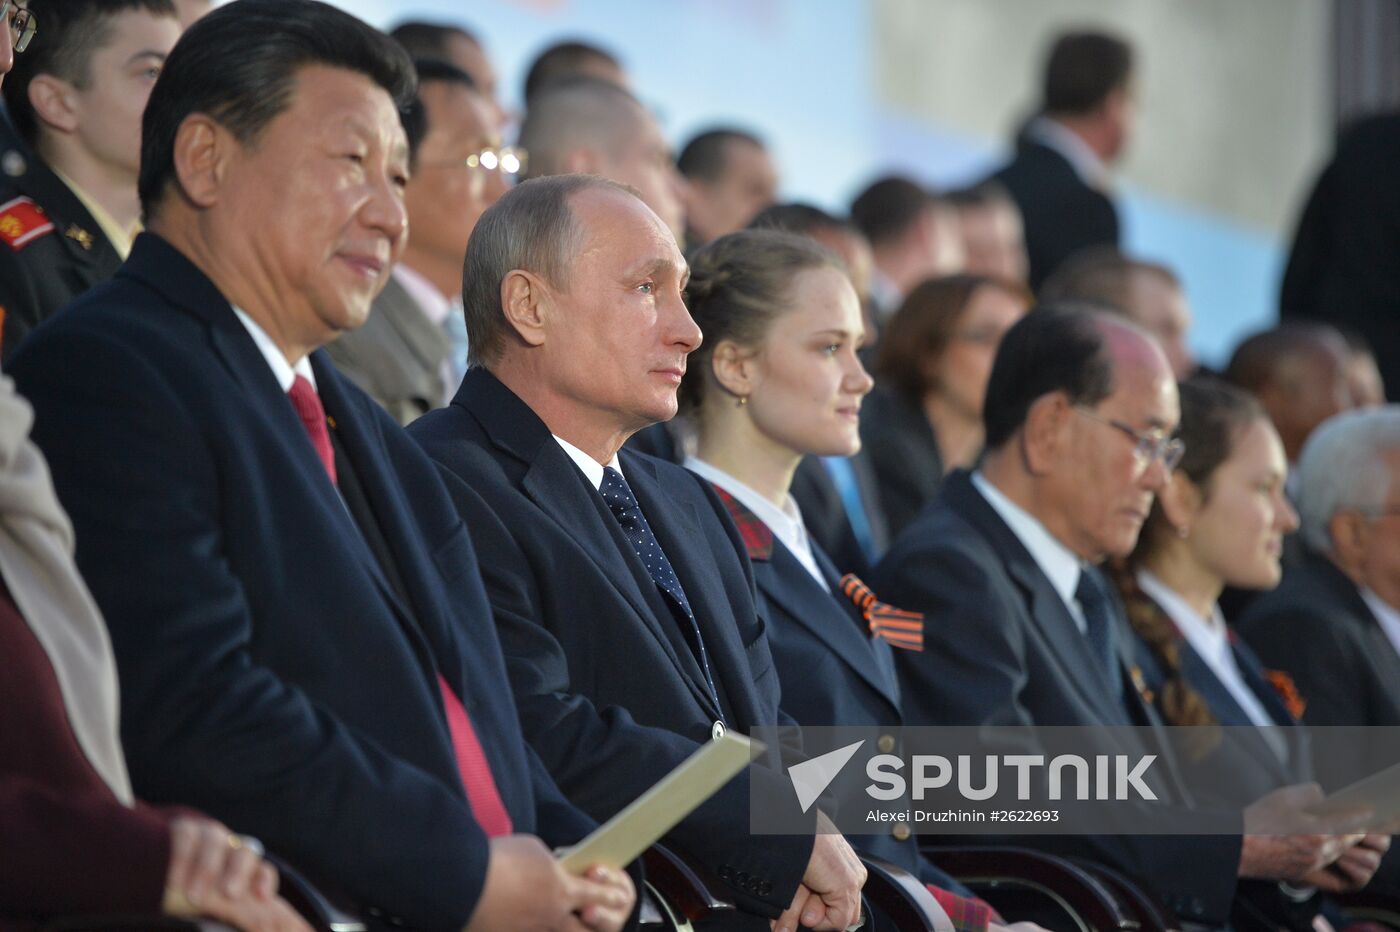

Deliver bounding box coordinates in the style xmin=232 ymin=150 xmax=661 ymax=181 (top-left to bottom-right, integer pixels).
xmin=736 ymin=395 xmax=748 ymax=408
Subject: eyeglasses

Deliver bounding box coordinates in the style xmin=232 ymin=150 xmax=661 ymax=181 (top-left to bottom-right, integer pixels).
xmin=2 ymin=1 xmax=35 ymax=54
xmin=1074 ymin=406 xmax=1185 ymax=472
xmin=420 ymin=145 xmax=527 ymax=177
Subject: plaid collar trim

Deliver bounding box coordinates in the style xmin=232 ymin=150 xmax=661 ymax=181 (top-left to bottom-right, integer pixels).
xmin=709 ymin=483 xmax=774 ymax=561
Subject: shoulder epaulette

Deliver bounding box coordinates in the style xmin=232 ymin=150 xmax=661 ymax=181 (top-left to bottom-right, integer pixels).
xmin=0 ymin=196 xmax=55 ymax=250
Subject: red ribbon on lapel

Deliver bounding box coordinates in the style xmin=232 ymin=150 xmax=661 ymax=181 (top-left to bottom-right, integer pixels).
xmin=841 ymin=574 xmax=923 ymax=651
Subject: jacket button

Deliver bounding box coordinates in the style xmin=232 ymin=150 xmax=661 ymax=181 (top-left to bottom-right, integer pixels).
xmin=892 ymin=822 xmax=911 ymax=841
xmin=718 ymin=865 xmax=733 ymax=882
xmin=877 ymin=734 xmax=896 ymax=754
xmin=712 ymin=720 xmax=727 ymax=740
xmin=759 ymin=881 xmax=773 ymax=896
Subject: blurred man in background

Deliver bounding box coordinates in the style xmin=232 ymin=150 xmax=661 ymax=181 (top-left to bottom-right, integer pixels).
xmin=989 ymin=30 xmax=1135 ymax=289
xmin=678 ymin=127 xmax=778 ymax=248
xmin=946 ymin=181 xmax=1027 ymax=285
xmin=519 ymin=75 xmax=685 ymax=242
xmin=850 ymin=175 xmax=963 ymax=323
xmin=1040 ymin=247 xmax=1195 ymax=379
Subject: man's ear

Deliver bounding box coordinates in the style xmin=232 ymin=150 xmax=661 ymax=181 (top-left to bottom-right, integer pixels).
xmin=26 ymin=75 xmax=80 ymax=134
xmin=1157 ymin=470 xmax=1204 ymax=536
xmin=1021 ymin=391 xmax=1070 ymax=475
xmin=171 ymin=115 xmax=230 ymax=209
xmin=1328 ymin=511 xmax=1369 ymax=574
xmin=500 ymin=269 xmax=550 ymax=348
xmin=710 ymin=339 xmax=755 ymax=400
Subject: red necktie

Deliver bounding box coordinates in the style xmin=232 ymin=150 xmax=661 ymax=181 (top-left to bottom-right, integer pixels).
xmin=287 ymin=375 xmax=337 ymax=485
xmin=841 ymin=574 xmax=924 ymax=652
xmin=438 ymin=675 xmax=514 ymax=837
xmin=285 ymin=376 xmax=512 ymax=836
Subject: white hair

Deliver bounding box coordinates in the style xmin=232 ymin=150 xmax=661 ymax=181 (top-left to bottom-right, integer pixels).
xmin=1297 ymin=405 xmax=1400 ymax=553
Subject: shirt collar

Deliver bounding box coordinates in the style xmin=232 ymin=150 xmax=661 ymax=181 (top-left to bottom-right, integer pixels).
xmin=1362 ymin=587 xmax=1400 ymax=640
xmin=231 ymin=306 xmax=317 ymax=393
xmin=391 ymin=262 xmax=454 ymax=327
xmin=1136 ymin=568 xmax=1230 ymax=661
xmin=50 ymin=166 xmax=140 ymax=259
xmin=553 ymin=434 xmax=621 ymax=490
xmin=686 ymin=458 xmax=809 ymax=547
xmin=971 ymin=469 xmax=1084 ymax=612
xmin=869 ymin=269 xmax=903 ymax=321
xmin=1025 ymin=116 xmax=1110 ymax=189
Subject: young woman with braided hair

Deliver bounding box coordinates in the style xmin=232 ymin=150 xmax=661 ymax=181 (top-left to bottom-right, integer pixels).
xmin=1110 ymin=375 xmax=1388 ymax=930
xmin=679 ymin=228 xmax=1049 ymax=932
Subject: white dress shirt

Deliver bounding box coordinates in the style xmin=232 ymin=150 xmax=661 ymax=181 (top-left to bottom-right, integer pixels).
xmin=1362 ymin=587 xmax=1400 ymax=661
xmin=232 ymin=307 xmax=317 ymax=392
xmin=1136 ymin=570 xmax=1288 ymax=761
xmin=684 ymin=458 xmax=828 ymax=592
xmin=553 ymin=435 xmax=622 ymax=490
xmin=1024 ymin=116 xmax=1110 ymax=190
xmin=971 ymin=470 xmax=1090 ymax=632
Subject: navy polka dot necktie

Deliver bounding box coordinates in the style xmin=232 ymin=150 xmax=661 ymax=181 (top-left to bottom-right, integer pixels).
xmin=601 ymin=466 xmax=722 ymax=718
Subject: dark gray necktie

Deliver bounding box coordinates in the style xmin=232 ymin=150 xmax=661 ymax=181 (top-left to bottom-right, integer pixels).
xmin=600 ymin=466 xmax=722 ymax=718
xmin=1075 ymin=568 xmax=1123 ymax=702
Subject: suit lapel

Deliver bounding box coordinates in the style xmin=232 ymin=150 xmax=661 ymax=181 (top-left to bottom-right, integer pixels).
xmin=944 ymin=471 xmax=1133 ymax=725
xmin=456 ymin=370 xmax=723 ymax=720
xmin=765 ymin=543 xmax=902 ymax=714
xmin=624 ymin=455 xmax=738 ymax=722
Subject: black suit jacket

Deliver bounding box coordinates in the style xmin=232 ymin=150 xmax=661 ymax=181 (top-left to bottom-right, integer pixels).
xmin=731 ymin=492 xmax=975 ymax=894
xmin=9 ymin=234 xmax=594 ymax=930
xmin=1238 ymin=552 xmax=1400 ymax=785
xmin=1280 ymin=114 xmax=1400 ymax=401
xmin=858 ymin=386 xmax=945 ymax=540
xmin=872 ymin=470 xmax=1242 ymax=923
xmin=409 ymin=368 xmax=814 ymax=920
xmin=0 ymin=155 xmax=122 ymax=360
xmin=990 ymin=136 xmax=1120 ymax=290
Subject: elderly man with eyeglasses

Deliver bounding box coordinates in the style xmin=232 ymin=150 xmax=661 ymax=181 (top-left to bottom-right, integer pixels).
xmin=327 ymin=57 xmax=519 ymax=425
xmin=873 ymin=305 xmax=1361 ymax=930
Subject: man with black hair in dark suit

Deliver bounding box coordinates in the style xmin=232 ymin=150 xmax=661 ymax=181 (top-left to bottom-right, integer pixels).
xmin=10 ymin=2 xmax=634 ymax=927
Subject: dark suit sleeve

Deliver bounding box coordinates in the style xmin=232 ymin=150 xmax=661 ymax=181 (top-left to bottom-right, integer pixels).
xmin=877 ymin=543 xmax=1036 ymax=728
xmin=875 ymin=538 xmax=1242 ymax=924
xmin=428 ymin=462 xmax=813 ymax=919
xmin=11 ymin=329 xmax=491 ymax=931
xmin=0 ymin=776 xmax=171 ymax=918
xmin=1240 ymin=606 xmax=1365 ymax=729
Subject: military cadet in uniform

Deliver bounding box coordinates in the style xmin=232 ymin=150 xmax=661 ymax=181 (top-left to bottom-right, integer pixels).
xmin=0 ymin=0 xmax=180 ymax=359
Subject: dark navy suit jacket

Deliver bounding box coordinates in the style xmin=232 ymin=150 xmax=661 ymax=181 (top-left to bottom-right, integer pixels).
xmin=872 ymin=469 xmax=1242 ymax=924
xmin=9 ymin=234 xmax=594 ymax=930
xmin=989 ymin=135 xmax=1119 ymax=290
xmin=409 ymin=368 xmax=813 ymax=921
xmin=715 ymin=484 xmax=976 ymax=896
xmin=1133 ymin=609 xmax=1305 ymax=801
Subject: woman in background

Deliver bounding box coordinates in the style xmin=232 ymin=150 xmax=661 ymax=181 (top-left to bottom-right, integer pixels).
xmin=862 ymin=275 xmax=1029 ymax=538
xmin=1111 ymin=375 xmax=1387 ymax=931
